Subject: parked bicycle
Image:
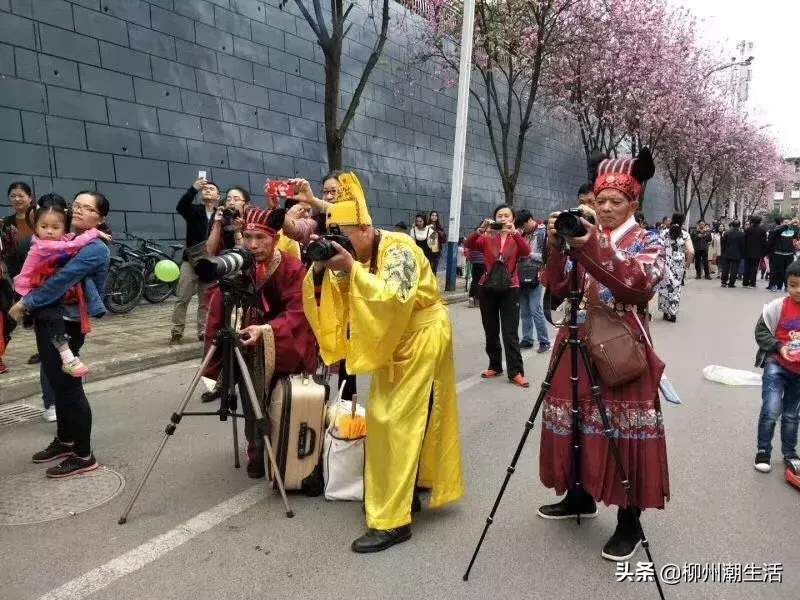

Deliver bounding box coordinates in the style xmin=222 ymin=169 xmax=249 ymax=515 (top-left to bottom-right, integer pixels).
xmin=119 ymin=232 xmax=183 ymax=304
xmin=104 ymin=254 xmax=145 ymax=315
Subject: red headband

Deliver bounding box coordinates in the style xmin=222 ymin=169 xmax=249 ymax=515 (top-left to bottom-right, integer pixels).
xmin=243 ymin=207 xmax=278 ymax=236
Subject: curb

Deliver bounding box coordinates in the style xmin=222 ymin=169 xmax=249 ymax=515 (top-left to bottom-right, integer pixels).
xmin=0 ymin=343 xmax=203 ymax=406
xmin=0 ymin=294 xmax=470 ymax=406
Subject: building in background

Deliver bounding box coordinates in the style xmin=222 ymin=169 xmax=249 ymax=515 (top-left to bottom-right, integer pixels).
xmin=771 ymin=158 xmax=800 ymax=215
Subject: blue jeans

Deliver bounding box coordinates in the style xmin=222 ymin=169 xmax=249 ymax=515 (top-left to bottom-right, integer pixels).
xmin=758 ymin=358 xmax=800 ymax=458
xmin=519 ymin=285 xmax=549 ymax=347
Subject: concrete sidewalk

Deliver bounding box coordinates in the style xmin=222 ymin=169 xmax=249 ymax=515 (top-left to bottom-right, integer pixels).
xmin=0 ymin=277 xmax=469 ymax=405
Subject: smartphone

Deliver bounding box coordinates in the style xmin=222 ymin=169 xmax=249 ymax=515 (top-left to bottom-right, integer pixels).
xmin=267 ymin=179 xmax=294 ymax=198
xmin=198 ymin=170 xmax=207 ymax=180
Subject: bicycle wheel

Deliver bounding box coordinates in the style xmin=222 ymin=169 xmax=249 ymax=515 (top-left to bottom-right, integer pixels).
xmin=104 ymin=264 xmax=145 ymax=314
xmin=142 ymin=269 xmax=175 ymax=303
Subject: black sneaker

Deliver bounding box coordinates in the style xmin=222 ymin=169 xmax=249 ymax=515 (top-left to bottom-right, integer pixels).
xmin=201 ymin=387 xmax=222 ymax=403
xmin=537 ymin=489 xmax=598 ymax=520
xmin=782 ymin=454 xmax=799 ymax=470
xmin=247 ymin=457 xmax=266 ymax=479
xmin=46 ymin=454 xmax=99 ymax=478
xmin=601 ymin=508 xmax=642 ymax=561
xmin=351 ymin=526 xmax=412 ymax=553
xmin=754 ymin=451 xmax=771 ymax=473
xmin=520 ymin=341 xmax=534 ymax=349
xmin=169 ymin=333 xmax=182 ymax=345
xmin=537 ymin=344 xmax=551 ymax=354
xmin=32 ymin=438 xmax=75 ymax=463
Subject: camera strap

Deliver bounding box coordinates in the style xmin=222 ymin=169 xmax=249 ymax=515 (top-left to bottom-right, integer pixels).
xmin=369 ymin=230 xmax=381 ymax=275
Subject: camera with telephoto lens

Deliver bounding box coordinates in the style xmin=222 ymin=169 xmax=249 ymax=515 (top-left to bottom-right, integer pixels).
xmin=195 ymin=246 xmax=254 ymax=283
xmin=554 ymin=207 xmax=595 ymax=238
xmin=306 ymin=235 xmax=354 ymax=262
xmin=220 ymin=207 xmax=240 ymax=234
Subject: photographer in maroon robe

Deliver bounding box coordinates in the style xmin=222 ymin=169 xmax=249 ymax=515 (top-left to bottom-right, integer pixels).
xmin=202 ymin=206 xmax=317 ymax=478
xmin=537 ymin=148 xmax=669 ymax=562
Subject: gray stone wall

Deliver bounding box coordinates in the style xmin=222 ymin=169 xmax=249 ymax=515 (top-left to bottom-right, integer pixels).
xmin=0 ymin=0 xmax=673 ymax=242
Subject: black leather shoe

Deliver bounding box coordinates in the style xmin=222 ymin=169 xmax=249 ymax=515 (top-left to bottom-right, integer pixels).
xmin=246 ymin=457 xmax=265 ymax=479
xmin=601 ymin=507 xmax=642 ymax=561
xmin=537 ymin=489 xmax=598 ymax=520
xmin=351 ymin=526 xmax=412 ymax=553
xmin=201 ymin=388 xmax=222 ymax=403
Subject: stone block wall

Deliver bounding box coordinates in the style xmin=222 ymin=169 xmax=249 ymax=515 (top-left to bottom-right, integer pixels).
xmin=0 ymin=0 xmax=673 ymax=241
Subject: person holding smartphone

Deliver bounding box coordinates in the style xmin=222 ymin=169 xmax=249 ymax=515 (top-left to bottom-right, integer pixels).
xmin=170 ymin=175 xmax=219 ymax=345
xmin=466 ymin=205 xmax=532 ymax=388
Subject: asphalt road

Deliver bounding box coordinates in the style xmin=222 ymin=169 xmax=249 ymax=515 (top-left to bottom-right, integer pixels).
xmin=1 ymin=279 xmax=797 ymax=600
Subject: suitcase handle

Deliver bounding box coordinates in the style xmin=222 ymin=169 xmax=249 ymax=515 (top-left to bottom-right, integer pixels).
xmin=297 ymin=422 xmax=317 ymax=459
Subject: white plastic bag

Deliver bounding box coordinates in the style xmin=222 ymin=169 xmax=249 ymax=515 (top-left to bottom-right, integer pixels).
xmin=323 ymin=393 xmax=366 ymax=501
xmin=702 ymin=365 xmax=762 ymax=386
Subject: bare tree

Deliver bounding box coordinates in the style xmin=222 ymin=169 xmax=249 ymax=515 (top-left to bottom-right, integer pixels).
xmin=284 ymin=0 xmax=391 ymax=169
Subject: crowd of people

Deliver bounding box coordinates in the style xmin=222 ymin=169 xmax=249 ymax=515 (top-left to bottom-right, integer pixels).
xmin=4 ymin=146 xmax=800 ymax=562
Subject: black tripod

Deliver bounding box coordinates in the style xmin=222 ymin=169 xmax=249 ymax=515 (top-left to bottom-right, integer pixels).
xmin=463 ymin=249 xmax=665 ymax=599
xmin=118 ymin=280 xmax=293 ymax=524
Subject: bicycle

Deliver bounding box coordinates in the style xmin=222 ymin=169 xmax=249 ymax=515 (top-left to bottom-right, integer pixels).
xmin=120 ymin=232 xmax=184 ymax=304
xmin=104 ymin=253 xmax=145 ymax=315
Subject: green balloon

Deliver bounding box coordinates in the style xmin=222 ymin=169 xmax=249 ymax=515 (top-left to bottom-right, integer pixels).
xmin=154 ymin=259 xmax=180 ymax=283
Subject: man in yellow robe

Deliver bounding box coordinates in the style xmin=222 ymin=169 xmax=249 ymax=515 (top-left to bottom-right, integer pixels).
xmin=302 ymin=172 xmax=463 ymax=553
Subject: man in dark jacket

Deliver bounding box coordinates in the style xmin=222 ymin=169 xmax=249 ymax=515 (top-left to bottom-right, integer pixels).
xmin=691 ymin=220 xmax=712 ymax=280
xmin=743 ymin=215 xmax=768 ymax=288
xmin=768 ymin=218 xmax=797 ymax=292
xmin=720 ymin=221 xmax=745 ymax=288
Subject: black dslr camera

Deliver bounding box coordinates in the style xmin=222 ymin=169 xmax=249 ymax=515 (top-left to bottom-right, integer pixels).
xmin=306 ymin=235 xmax=354 ymax=262
xmin=220 ymin=207 xmax=239 ymax=234
xmin=554 ymin=207 xmax=595 ymax=238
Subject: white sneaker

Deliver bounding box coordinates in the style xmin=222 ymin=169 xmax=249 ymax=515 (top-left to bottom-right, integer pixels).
xmin=43 ymin=406 xmax=57 ymax=422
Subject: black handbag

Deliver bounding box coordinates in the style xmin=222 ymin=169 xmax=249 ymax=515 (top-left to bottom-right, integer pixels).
xmin=517 ymin=257 xmax=539 ymax=289
xmin=482 ymin=239 xmax=513 ymax=292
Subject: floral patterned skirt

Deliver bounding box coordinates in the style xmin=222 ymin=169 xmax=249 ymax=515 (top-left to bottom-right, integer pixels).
xmin=538 ymin=327 xmax=670 ymax=509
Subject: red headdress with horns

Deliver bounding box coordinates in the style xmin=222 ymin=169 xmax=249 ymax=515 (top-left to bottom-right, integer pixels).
xmin=593 ymin=147 xmax=656 ymax=202
xmin=243 ymin=206 xmax=282 ymax=236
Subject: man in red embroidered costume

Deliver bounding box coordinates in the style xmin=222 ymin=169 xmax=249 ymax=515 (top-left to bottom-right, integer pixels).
xmin=202 ymin=206 xmax=318 ymax=479
xmin=537 ymin=148 xmax=668 ymax=562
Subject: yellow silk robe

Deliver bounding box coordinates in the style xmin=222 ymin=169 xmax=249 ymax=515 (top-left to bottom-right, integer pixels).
xmin=302 ymin=231 xmax=463 ymax=529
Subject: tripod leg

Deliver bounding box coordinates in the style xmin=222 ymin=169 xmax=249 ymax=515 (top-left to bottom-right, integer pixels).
xmin=463 ymin=339 xmax=568 ymax=581
xmin=233 ymin=346 xmax=294 ymax=518
xmin=118 ymin=345 xmax=219 ymax=525
xmin=231 ymin=410 xmax=240 ymax=469
xmin=577 ymin=342 xmax=666 ymax=600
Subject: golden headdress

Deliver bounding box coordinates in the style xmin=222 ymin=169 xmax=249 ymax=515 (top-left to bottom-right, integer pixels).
xmin=326 ymin=172 xmax=372 ymax=227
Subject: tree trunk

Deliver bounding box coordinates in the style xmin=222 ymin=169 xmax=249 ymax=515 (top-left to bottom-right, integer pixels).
xmin=324 ymin=51 xmax=342 ymax=170
xmin=502 ymin=177 xmax=514 ymax=205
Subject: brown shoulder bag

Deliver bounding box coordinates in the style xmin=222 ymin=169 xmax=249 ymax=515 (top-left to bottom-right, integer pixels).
xmin=584 ymin=284 xmax=647 ymax=387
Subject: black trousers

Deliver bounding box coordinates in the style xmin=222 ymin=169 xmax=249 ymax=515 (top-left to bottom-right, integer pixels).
xmin=430 ymin=253 xmax=441 ymax=273
xmin=33 ymin=304 xmax=69 ymax=346
xmin=479 ymin=287 xmax=524 ymax=378
xmin=469 ymin=263 xmax=485 ymax=299
xmin=769 ymin=254 xmax=794 ymax=290
xmin=694 ymin=249 xmax=710 ymax=279
xmin=720 ymin=258 xmax=739 ymax=287
xmin=742 ymin=258 xmax=760 ymax=287
xmin=35 ymin=318 xmax=92 ymax=456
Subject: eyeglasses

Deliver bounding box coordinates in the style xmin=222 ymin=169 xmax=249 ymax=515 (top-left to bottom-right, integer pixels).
xmin=70 ymin=202 xmax=100 ymax=215
xmin=322 ymin=188 xmax=338 ymax=196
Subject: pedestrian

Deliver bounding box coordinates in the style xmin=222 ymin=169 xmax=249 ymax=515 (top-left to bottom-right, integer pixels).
xmin=753 ymin=259 xmax=800 ymax=474
xmin=12 ymin=191 xmax=111 ymax=478
xmin=394 ymin=222 xmax=408 ymax=234
xmin=691 ymin=220 xmax=712 ymax=280
xmin=466 ymin=226 xmax=485 ymax=308
xmin=710 ymin=222 xmax=723 ymax=277
xmin=578 ymin=183 xmax=596 ymax=209
xmin=743 ymin=215 xmax=768 ymax=288
xmin=767 ymin=217 xmax=796 ymax=292
xmin=302 ymin=172 xmax=463 ymax=553
xmin=538 ymin=147 xmax=669 ymax=562
xmin=427 ymin=211 xmax=447 ymax=273
xmin=456 ymin=237 xmax=466 ymax=277
xmin=658 ymin=213 xmax=694 ymax=321
xmin=466 ymin=204 xmax=532 ymax=388
xmin=0 ymin=216 xmax=18 ymax=375
xmin=720 ymin=221 xmax=745 ymax=288
xmin=410 ymin=213 xmax=434 ymax=266
xmin=11 ymin=198 xmax=112 ymax=378
xmin=170 ymin=176 xmax=220 ymax=345
xmin=515 ymin=210 xmax=550 ymax=353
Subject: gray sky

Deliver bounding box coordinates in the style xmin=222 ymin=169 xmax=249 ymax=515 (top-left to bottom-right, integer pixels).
xmin=682 ymin=0 xmax=798 ymax=156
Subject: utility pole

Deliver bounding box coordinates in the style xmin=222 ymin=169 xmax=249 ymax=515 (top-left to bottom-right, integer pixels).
xmin=730 ymin=40 xmax=754 ymax=220
xmin=444 ymin=0 xmax=476 ymax=292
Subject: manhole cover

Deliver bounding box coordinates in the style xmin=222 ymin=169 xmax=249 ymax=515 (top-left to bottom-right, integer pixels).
xmin=0 ymin=404 xmax=44 ymax=427
xmin=0 ymin=467 xmax=125 ymax=525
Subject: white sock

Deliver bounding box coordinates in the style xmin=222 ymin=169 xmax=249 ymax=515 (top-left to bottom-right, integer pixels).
xmin=57 ymin=345 xmax=76 ymax=364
